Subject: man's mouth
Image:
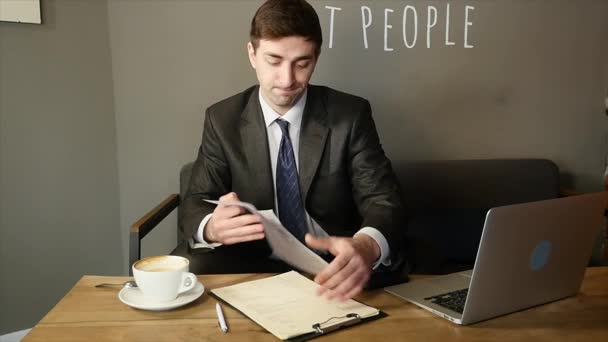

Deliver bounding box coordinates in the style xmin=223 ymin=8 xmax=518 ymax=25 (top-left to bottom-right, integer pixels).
xmin=274 ymin=87 xmax=299 ymax=96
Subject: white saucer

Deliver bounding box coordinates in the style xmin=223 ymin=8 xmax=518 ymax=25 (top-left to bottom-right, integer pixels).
xmin=118 ymin=281 xmax=205 ymax=311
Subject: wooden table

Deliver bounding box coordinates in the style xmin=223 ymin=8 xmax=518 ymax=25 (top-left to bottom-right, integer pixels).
xmin=24 ymin=267 xmax=608 ymax=341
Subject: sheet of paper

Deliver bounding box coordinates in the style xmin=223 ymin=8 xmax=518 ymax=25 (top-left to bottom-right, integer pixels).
xmin=204 ymin=200 xmax=328 ymax=275
xmin=211 ymin=271 xmax=379 ymax=340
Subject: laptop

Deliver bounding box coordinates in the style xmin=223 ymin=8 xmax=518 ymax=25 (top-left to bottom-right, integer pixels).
xmin=385 ymin=192 xmax=607 ymax=325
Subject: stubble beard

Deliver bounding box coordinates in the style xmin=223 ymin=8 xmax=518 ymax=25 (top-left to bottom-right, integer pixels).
xmin=267 ymin=88 xmax=304 ymax=113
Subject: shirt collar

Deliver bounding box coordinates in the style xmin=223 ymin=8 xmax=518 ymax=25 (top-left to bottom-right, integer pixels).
xmin=259 ymin=88 xmax=307 ymax=129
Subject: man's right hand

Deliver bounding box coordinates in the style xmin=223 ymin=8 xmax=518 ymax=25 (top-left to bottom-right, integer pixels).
xmin=204 ymin=192 xmax=265 ymax=244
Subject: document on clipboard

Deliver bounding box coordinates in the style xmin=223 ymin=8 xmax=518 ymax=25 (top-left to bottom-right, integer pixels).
xmin=210 ymin=271 xmax=384 ymax=341
xmin=202 ymin=199 xmax=329 ymax=275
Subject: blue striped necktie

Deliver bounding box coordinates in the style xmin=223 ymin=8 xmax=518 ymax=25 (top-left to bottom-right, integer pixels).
xmin=275 ymin=119 xmax=308 ymax=243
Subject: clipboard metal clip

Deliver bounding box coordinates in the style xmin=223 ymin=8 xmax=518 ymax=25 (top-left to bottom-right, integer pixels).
xmin=312 ymin=313 xmax=361 ymax=335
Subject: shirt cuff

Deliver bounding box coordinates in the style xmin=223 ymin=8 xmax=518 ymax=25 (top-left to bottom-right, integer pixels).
xmin=193 ymin=213 xmax=222 ymax=248
xmin=354 ymin=227 xmax=391 ymax=269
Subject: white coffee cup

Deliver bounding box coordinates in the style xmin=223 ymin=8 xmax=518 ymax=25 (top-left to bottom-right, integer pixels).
xmin=132 ymin=255 xmax=197 ymax=302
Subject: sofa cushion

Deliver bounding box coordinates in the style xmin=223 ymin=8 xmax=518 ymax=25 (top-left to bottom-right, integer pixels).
xmin=179 ymin=158 xmax=561 ymax=274
xmin=392 ymin=159 xmax=560 ymax=274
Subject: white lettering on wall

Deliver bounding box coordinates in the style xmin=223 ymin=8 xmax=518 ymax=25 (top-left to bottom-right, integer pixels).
xmin=384 ymin=8 xmax=394 ymax=52
xmin=361 ymin=6 xmax=372 ymax=49
xmin=325 ymin=5 xmax=342 ymax=49
xmin=325 ymin=3 xmax=474 ymax=50
xmin=445 ymin=3 xmax=455 ymax=46
xmin=464 ymin=5 xmax=475 ymax=48
xmin=426 ymin=6 xmax=437 ymax=48
xmin=403 ymin=5 xmax=417 ymax=49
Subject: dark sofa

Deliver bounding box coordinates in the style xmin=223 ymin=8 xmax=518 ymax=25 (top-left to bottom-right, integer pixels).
xmin=393 ymin=159 xmax=560 ymax=274
xmin=130 ymin=159 xmax=563 ymax=277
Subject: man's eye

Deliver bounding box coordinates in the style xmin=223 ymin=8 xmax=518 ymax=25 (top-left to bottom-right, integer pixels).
xmin=296 ymin=61 xmax=310 ymax=68
xmin=267 ymin=59 xmax=280 ymax=66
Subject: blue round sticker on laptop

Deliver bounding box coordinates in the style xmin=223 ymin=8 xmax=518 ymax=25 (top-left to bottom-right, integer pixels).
xmin=530 ymin=240 xmax=552 ymax=271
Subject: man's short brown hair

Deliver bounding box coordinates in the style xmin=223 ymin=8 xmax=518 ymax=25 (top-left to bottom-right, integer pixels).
xmin=250 ymin=0 xmax=323 ymax=56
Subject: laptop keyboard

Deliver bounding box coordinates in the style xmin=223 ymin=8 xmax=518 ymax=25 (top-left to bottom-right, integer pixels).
xmin=425 ymin=288 xmax=469 ymax=314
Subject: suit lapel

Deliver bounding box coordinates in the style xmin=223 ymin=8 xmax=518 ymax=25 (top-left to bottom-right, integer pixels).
xmin=239 ymin=87 xmax=275 ymax=210
xmin=299 ymin=87 xmax=329 ymax=203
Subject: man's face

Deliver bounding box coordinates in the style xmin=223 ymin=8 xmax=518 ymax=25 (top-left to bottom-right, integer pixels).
xmin=247 ymin=36 xmax=318 ymax=115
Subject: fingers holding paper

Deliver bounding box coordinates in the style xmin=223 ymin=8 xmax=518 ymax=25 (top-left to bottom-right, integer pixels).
xmin=305 ymin=234 xmax=380 ymax=301
xmin=205 ymin=192 xmax=265 ymax=244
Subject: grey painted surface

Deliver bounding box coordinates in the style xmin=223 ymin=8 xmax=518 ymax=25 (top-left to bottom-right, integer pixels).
xmin=316 ymin=0 xmax=608 ymax=191
xmin=1 ymin=0 xmax=607 ymax=334
xmin=108 ymin=0 xmax=608 ymax=269
xmin=0 ymin=0 xmax=121 ymax=334
xmin=107 ymin=0 xmax=263 ymax=272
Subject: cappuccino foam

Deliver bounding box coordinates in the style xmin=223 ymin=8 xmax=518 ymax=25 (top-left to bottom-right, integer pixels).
xmin=134 ymin=256 xmax=188 ymax=272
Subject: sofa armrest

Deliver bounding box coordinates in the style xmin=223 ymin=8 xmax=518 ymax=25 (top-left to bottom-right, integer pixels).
xmin=129 ymin=194 xmax=180 ymax=274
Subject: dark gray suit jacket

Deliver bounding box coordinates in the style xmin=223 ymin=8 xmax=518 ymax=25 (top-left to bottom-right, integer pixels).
xmin=180 ymin=85 xmax=407 ymax=267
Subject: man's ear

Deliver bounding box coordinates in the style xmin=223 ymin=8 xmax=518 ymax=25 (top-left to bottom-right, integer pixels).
xmin=246 ymin=42 xmax=257 ymax=69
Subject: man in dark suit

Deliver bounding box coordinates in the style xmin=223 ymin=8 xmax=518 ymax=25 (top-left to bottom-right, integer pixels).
xmin=180 ymin=0 xmax=406 ymax=300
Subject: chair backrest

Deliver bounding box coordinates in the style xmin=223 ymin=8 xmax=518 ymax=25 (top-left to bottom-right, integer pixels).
xmin=180 ymin=162 xmax=195 ymax=201
xmin=392 ymin=159 xmax=559 ymax=210
xmin=179 ymin=159 xmax=560 ymax=203
xmin=177 ymin=162 xmax=195 ymax=243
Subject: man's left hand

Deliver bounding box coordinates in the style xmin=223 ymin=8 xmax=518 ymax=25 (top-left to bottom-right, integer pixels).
xmin=305 ymin=233 xmax=380 ymax=301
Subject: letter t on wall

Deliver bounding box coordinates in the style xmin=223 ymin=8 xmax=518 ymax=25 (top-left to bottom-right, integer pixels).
xmin=325 ymin=6 xmax=342 ymax=49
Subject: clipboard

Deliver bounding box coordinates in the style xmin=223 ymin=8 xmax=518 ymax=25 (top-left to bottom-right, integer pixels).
xmin=285 ymin=311 xmax=387 ymax=342
xmin=210 ymin=271 xmax=386 ymax=341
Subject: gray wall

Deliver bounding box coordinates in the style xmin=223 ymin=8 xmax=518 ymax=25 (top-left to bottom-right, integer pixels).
xmin=0 ymin=0 xmax=121 ymax=334
xmin=1 ymin=0 xmax=607 ymax=334
xmin=108 ymin=0 xmax=608 ymax=266
xmin=107 ymin=0 xmax=263 ymax=271
xmin=318 ymin=0 xmax=608 ymax=193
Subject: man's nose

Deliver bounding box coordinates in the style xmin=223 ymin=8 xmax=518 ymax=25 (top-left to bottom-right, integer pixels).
xmin=277 ymin=64 xmax=295 ymax=87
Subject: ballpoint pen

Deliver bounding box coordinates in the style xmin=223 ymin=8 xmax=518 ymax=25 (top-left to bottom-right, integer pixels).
xmin=216 ymin=302 xmax=229 ymax=333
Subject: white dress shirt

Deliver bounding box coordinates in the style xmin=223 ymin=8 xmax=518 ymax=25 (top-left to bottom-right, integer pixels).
xmin=194 ymin=88 xmax=391 ymax=268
